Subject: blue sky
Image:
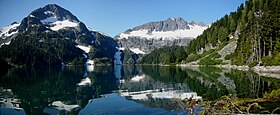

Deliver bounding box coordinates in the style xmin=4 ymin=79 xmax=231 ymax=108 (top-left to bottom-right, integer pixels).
xmin=0 ymin=0 xmax=245 ymax=37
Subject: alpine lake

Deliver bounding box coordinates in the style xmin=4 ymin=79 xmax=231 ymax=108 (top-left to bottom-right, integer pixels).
xmin=0 ymin=65 xmax=279 ymax=115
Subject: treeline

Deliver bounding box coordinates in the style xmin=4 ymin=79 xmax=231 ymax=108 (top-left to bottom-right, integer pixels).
xmin=186 ymin=0 xmax=280 ymax=66
xmin=138 ymin=46 xmax=187 ymax=64
xmin=233 ymin=0 xmax=280 ymax=66
xmin=0 ymin=26 xmax=86 ymax=66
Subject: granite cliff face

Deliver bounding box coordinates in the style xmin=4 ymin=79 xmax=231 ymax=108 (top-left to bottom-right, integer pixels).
xmin=115 ymin=17 xmax=208 ymax=54
xmin=130 ymin=17 xmax=190 ymax=32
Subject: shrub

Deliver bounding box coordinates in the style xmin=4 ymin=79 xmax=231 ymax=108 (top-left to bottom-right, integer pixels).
xmin=185 ymin=54 xmax=200 ymax=63
xmin=225 ymin=53 xmax=234 ymax=60
xmin=248 ymin=61 xmax=258 ymax=67
xmin=199 ymin=53 xmax=222 ymax=65
xmin=270 ymin=53 xmax=280 ymax=65
xmin=263 ymin=89 xmax=280 ymax=100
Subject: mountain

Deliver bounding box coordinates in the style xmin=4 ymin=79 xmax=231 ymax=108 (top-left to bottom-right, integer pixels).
xmin=185 ymin=0 xmax=280 ymax=66
xmin=115 ymin=17 xmax=208 ymax=54
xmin=0 ymin=4 xmax=118 ymax=66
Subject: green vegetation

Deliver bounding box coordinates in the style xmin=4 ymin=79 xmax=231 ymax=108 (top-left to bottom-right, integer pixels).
xmin=138 ymin=46 xmax=187 ymax=64
xmin=199 ymin=52 xmax=222 ymax=65
xmin=140 ymin=65 xmax=187 ymax=83
xmin=185 ymin=43 xmax=227 ymax=65
xmin=0 ymin=24 xmax=118 ymax=66
xmin=248 ymin=60 xmax=258 ymax=67
xmin=200 ymin=89 xmax=280 ymax=114
xmin=0 ymin=66 xmax=86 ymax=114
xmin=186 ymin=0 xmax=280 ymax=66
xmin=0 ymin=66 xmax=118 ymax=114
xmin=224 ymin=53 xmax=234 ymax=60
xmin=93 ymin=58 xmax=113 ymax=65
xmin=185 ymin=54 xmax=200 ymax=63
xmin=263 ymin=89 xmax=280 ymax=100
xmin=183 ymin=67 xmax=229 ymax=100
xmin=0 ymin=26 xmax=86 ymax=66
xmin=185 ymin=49 xmax=215 ymax=63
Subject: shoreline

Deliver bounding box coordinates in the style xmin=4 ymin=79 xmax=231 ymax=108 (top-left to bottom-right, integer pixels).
xmin=178 ymin=64 xmax=280 ymax=79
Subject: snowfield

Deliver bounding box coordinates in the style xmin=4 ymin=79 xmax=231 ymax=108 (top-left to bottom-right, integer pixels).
xmin=0 ymin=23 xmax=20 ymax=38
xmin=40 ymin=16 xmax=79 ymax=31
xmin=44 ymin=11 xmax=54 ymax=15
xmin=76 ymin=45 xmax=91 ymax=53
xmin=50 ymin=20 xmax=78 ymax=31
xmin=129 ymin=48 xmax=145 ymax=54
xmin=119 ymin=24 xmax=208 ymax=40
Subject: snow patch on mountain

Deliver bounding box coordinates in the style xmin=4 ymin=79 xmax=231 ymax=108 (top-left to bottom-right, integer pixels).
xmin=0 ymin=41 xmax=11 ymax=47
xmin=118 ymin=24 xmax=207 ymax=40
xmin=0 ymin=23 xmax=20 ymax=38
xmin=39 ymin=14 xmax=79 ymax=31
xmin=5 ymin=31 xmax=18 ymax=37
xmin=50 ymin=20 xmax=78 ymax=31
xmin=76 ymin=45 xmax=91 ymax=53
xmin=29 ymin=15 xmax=35 ymax=18
xmin=4 ymin=41 xmax=11 ymax=45
xmin=44 ymin=11 xmax=54 ymax=15
xmin=130 ymin=48 xmax=145 ymax=54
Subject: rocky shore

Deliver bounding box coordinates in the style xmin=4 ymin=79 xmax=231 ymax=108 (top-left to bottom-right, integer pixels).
xmin=252 ymin=66 xmax=280 ymax=73
xmin=179 ymin=64 xmax=280 ymax=79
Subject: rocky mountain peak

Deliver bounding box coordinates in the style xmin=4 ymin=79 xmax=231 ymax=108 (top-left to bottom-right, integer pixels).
xmin=131 ymin=17 xmax=190 ymax=32
xmin=18 ymin=4 xmax=84 ymax=32
xmin=0 ymin=4 xmax=119 ymax=66
xmin=116 ymin=17 xmax=208 ymax=54
xmin=10 ymin=22 xmax=18 ymax=25
xmin=166 ymin=17 xmax=185 ymax=22
xmin=189 ymin=21 xmax=207 ymax=27
xmin=29 ymin=4 xmax=79 ymax=22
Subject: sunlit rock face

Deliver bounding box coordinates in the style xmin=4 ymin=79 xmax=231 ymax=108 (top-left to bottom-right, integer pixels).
xmin=115 ymin=18 xmax=208 ymax=53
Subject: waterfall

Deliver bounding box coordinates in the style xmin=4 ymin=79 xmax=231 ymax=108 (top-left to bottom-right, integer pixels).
xmin=114 ymin=47 xmax=122 ymax=65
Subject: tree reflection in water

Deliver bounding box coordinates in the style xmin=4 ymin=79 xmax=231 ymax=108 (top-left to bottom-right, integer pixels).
xmin=0 ymin=65 xmax=279 ymax=114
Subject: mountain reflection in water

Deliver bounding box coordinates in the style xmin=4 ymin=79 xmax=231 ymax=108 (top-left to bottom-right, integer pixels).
xmin=0 ymin=65 xmax=279 ymax=114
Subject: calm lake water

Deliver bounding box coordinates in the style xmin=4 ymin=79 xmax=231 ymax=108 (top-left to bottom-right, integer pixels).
xmin=0 ymin=65 xmax=279 ymax=115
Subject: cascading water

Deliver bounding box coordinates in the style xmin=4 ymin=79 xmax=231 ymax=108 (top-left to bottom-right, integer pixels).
xmin=114 ymin=47 xmax=122 ymax=65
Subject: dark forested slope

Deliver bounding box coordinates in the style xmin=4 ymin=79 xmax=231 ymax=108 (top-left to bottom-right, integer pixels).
xmin=186 ymin=0 xmax=280 ymax=66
